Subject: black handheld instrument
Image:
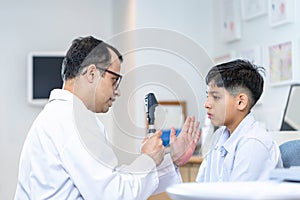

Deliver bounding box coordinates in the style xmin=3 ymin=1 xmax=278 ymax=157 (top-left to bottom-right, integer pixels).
xmin=144 ymin=93 xmax=158 ymax=136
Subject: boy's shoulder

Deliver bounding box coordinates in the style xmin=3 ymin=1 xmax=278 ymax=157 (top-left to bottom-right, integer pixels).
xmin=241 ymin=121 xmax=274 ymax=147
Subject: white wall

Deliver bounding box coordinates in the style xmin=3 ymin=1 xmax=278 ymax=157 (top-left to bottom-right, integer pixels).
xmin=134 ymin=0 xmax=215 ymax=125
xmin=0 ymin=0 xmax=113 ymax=199
xmin=212 ymin=0 xmax=300 ymax=131
xmin=135 ymin=0 xmax=214 ymax=55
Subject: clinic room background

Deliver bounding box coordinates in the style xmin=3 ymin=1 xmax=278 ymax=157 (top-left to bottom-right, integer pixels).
xmin=1 ymin=0 xmax=300 ymax=199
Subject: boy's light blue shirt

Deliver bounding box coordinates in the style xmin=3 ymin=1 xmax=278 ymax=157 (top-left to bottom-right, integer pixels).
xmin=196 ymin=113 xmax=283 ymax=182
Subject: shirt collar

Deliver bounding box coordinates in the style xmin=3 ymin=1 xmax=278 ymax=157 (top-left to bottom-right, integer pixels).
xmin=214 ymin=128 xmax=230 ymax=150
xmin=217 ymin=113 xmax=256 ymax=155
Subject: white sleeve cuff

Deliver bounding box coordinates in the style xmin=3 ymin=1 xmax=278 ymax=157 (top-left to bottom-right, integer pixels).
xmin=152 ymin=153 xmax=182 ymax=194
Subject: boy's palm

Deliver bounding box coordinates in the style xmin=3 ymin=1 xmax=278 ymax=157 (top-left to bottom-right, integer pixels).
xmin=170 ymin=116 xmax=201 ymax=166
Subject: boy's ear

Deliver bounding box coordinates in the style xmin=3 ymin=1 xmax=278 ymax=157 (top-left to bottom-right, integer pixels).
xmin=236 ymin=93 xmax=248 ymax=111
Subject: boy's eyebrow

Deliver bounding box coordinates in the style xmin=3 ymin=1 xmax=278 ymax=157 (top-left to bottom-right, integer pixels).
xmin=206 ymin=90 xmax=221 ymax=95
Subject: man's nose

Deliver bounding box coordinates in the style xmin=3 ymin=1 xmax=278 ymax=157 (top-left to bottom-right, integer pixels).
xmin=114 ymin=88 xmax=120 ymax=96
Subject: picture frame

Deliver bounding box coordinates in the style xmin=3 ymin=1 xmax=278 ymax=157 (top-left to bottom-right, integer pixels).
xmin=153 ymin=101 xmax=186 ymax=146
xmin=156 ymin=101 xmax=186 ymax=130
xmin=267 ymin=40 xmax=300 ymax=86
xmin=220 ymin=0 xmax=242 ymax=42
xmin=268 ymin=0 xmax=295 ymax=27
xmin=241 ymin=0 xmax=267 ymax=21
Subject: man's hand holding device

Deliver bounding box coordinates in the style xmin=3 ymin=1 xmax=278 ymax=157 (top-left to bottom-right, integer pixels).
xmin=142 ymin=92 xmax=201 ymax=167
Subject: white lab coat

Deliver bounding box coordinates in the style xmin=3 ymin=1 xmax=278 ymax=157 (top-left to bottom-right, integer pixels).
xmin=15 ymin=89 xmax=181 ymax=200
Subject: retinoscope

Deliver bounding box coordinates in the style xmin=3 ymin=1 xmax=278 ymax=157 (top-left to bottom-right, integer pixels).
xmin=144 ymin=93 xmax=158 ymax=137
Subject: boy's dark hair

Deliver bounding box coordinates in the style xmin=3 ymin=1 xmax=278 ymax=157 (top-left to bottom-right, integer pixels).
xmin=61 ymin=36 xmax=123 ymax=81
xmin=205 ymin=59 xmax=265 ymax=109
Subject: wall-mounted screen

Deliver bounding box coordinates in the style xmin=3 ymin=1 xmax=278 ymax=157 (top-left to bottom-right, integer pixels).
xmin=28 ymin=52 xmax=65 ymax=106
xmin=280 ymin=84 xmax=300 ymax=131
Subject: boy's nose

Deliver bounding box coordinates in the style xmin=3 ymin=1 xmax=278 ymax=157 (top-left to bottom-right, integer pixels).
xmin=204 ymin=99 xmax=211 ymax=109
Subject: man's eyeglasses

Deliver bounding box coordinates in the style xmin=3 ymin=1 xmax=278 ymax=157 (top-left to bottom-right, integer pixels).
xmin=81 ymin=65 xmax=122 ymax=90
xmin=97 ymin=67 xmax=122 ymax=90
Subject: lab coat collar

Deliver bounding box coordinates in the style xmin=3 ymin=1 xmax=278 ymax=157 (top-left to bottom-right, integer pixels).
xmin=49 ymin=89 xmax=75 ymax=103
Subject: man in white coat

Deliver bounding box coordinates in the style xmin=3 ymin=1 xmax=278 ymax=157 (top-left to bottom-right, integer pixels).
xmin=15 ymin=36 xmax=200 ymax=200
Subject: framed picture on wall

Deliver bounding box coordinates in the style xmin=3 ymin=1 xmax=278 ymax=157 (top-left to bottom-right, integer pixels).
xmin=268 ymin=0 xmax=295 ymax=27
xmin=153 ymin=101 xmax=186 ymax=146
xmin=220 ymin=0 xmax=242 ymax=42
xmin=241 ymin=0 xmax=267 ymax=21
xmin=267 ymin=40 xmax=300 ymax=86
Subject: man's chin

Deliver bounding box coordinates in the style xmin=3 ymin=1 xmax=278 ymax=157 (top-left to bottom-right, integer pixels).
xmin=98 ymin=100 xmax=113 ymax=113
xmin=94 ymin=104 xmax=110 ymax=113
xmin=109 ymin=99 xmax=114 ymax=106
xmin=102 ymin=105 xmax=110 ymax=113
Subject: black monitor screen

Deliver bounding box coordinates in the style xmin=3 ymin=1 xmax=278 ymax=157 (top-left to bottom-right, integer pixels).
xmin=280 ymin=84 xmax=300 ymax=131
xmin=32 ymin=56 xmax=64 ymax=99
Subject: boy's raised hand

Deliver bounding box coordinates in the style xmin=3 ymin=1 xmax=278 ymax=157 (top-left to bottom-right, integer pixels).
xmin=169 ymin=116 xmax=201 ymax=166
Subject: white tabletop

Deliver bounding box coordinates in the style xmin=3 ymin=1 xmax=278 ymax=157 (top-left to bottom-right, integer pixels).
xmin=166 ymin=181 xmax=300 ymax=200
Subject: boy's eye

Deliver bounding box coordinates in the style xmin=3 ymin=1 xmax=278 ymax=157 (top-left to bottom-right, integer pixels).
xmin=213 ymin=95 xmax=220 ymax=100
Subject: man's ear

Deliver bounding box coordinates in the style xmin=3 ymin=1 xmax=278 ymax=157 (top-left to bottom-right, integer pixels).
xmin=85 ymin=64 xmax=98 ymax=83
xmin=236 ymin=93 xmax=248 ymax=111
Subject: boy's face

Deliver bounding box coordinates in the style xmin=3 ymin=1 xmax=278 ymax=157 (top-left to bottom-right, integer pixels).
xmin=204 ymin=82 xmax=238 ymax=128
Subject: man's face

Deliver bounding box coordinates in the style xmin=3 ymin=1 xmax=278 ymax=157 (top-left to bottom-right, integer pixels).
xmin=204 ymin=82 xmax=236 ymax=128
xmin=94 ymin=49 xmax=122 ymax=113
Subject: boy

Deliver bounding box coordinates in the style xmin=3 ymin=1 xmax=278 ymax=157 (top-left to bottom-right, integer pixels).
xmin=196 ymin=59 xmax=282 ymax=182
